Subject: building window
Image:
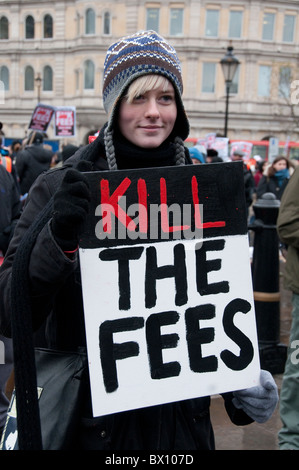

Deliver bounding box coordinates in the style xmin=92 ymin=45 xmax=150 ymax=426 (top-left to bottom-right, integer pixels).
xmin=0 ymin=16 xmax=9 ymax=39
xmin=0 ymin=65 xmax=9 ymax=90
xmin=279 ymin=66 xmax=291 ymax=99
xmin=228 ymin=11 xmax=243 ymax=38
xmin=84 ymin=60 xmax=95 ymax=89
xmin=43 ymin=14 xmax=53 ymax=38
xmin=258 ymin=65 xmax=271 ymax=97
xmin=202 ymin=63 xmax=216 ymax=93
xmin=85 ymin=8 xmax=95 ymax=35
xmin=282 ymin=15 xmax=295 ymax=43
xmin=205 ymin=10 xmax=219 ymax=37
xmin=170 ymin=8 xmax=183 ymax=36
xmin=25 ymin=65 xmax=34 ymax=91
xmin=262 ymin=12 xmax=275 ymax=41
xmin=43 ymin=65 xmax=53 ymax=91
xmin=103 ymin=11 xmax=111 ymax=35
xmin=25 ymin=15 xmax=34 ymax=39
xmin=146 ymin=8 xmax=159 ymax=32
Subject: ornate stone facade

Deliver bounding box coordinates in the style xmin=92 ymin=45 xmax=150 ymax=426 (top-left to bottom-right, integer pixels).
xmin=0 ymin=0 xmax=299 ymax=145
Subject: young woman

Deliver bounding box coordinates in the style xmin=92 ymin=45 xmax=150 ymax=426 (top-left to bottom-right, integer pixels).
xmin=0 ymin=30 xmax=277 ymax=450
xmin=256 ymin=156 xmax=291 ymax=200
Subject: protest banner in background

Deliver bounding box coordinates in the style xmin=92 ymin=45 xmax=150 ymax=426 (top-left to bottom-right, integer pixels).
xmin=230 ymin=141 xmax=253 ymax=160
xmin=195 ymin=134 xmax=230 ymax=161
xmin=54 ymin=107 xmax=76 ymax=137
xmin=28 ymin=103 xmax=55 ymax=132
xmin=28 ymin=104 xmax=76 ymax=137
xmin=79 ymin=162 xmax=260 ymax=418
xmin=205 ymin=132 xmax=217 ymax=149
xmin=210 ymin=137 xmax=229 ymax=160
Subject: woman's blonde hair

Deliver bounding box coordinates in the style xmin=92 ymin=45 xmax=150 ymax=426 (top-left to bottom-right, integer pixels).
xmin=124 ymin=75 xmax=173 ymax=103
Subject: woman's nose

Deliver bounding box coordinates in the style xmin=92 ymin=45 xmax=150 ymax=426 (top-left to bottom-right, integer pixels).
xmin=144 ymin=99 xmax=160 ymax=118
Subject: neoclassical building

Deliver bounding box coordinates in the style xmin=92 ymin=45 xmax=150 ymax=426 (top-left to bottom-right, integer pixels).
xmin=1 ymin=0 xmax=299 ymax=146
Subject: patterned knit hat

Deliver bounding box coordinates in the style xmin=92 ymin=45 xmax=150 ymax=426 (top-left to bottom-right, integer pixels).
xmin=102 ymin=30 xmax=189 ymax=141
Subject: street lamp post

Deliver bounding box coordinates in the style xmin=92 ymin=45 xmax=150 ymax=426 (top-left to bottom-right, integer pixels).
xmin=35 ymin=73 xmax=42 ymax=104
xmin=220 ymin=45 xmax=240 ymax=137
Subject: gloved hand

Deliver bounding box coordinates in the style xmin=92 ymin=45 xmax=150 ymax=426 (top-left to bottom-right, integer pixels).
xmin=51 ymin=160 xmax=92 ymax=251
xmin=232 ymin=370 xmax=279 ymax=423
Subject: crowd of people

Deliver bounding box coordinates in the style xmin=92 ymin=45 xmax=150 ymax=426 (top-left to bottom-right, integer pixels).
xmin=189 ymin=143 xmax=297 ymax=218
xmin=0 ymin=29 xmax=297 ymax=451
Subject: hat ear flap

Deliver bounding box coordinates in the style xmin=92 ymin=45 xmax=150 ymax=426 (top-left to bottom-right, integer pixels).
xmin=170 ymin=93 xmax=189 ymax=141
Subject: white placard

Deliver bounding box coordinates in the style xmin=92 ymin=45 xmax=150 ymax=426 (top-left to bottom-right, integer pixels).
xmin=80 ymin=234 xmax=260 ymax=418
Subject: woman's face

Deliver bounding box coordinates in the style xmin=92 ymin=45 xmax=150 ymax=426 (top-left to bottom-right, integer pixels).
xmin=118 ymin=80 xmax=177 ymax=149
xmin=273 ymin=159 xmax=287 ymax=171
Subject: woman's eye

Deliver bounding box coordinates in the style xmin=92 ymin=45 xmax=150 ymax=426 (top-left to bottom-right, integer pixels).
xmin=133 ymin=94 xmax=145 ymax=102
xmin=160 ymin=94 xmax=174 ymax=103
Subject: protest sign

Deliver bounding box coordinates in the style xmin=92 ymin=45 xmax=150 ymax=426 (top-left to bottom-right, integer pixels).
xmin=28 ymin=103 xmax=55 ymax=132
xmin=196 ymin=134 xmax=229 ymax=161
xmin=79 ymin=162 xmax=260 ymax=417
xmin=205 ymin=132 xmax=216 ymax=148
xmin=210 ymin=137 xmax=229 ymax=160
xmin=54 ymin=107 xmax=76 ymax=137
xmin=230 ymin=141 xmax=253 ymax=160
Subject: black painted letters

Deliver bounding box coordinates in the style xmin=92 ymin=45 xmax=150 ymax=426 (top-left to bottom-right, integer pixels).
xmin=98 ymin=240 xmax=254 ymax=392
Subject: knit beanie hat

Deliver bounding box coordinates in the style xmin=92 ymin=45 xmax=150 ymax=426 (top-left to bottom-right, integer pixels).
xmin=189 ymin=146 xmax=205 ymax=164
xmin=102 ymin=30 xmax=189 ymax=143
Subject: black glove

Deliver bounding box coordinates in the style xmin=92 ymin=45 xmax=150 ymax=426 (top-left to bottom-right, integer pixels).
xmin=51 ymin=160 xmax=92 ymax=251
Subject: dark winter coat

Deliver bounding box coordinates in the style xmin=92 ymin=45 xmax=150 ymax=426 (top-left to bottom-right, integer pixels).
xmin=243 ymin=166 xmax=255 ymax=208
xmin=256 ymin=174 xmax=289 ymax=201
xmin=15 ymin=143 xmax=53 ymax=195
xmin=277 ymin=166 xmax=299 ymax=294
xmin=0 ymin=145 xmax=253 ymax=450
xmin=0 ymin=164 xmax=21 ymax=254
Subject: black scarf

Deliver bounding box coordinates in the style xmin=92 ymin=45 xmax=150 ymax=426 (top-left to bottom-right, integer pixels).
xmin=114 ymin=133 xmax=178 ymax=169
xmin=94 ymin=125 xmax=181 ymax=170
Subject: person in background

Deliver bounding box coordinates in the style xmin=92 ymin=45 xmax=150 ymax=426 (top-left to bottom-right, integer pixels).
xmin=256 ymin=155 xmax=290 ymax=201
xmin=206 ymin=148 xmax=223 ymax=163
xmin=0 ymin=147 xmax=20 ymax=194
xmin=49 ymin=150 xmax=62 ymax=169
xmin=0 ymin=139 xmax=9 ymax=157
xmin=0 ymin=163 xmax=21 ymax=256
xmin=6 ymin=140 xmax=22 ymax=194
xmin=0 ymin=123 xmax=9 ymax=158
xmin=0 ymin=30 xmax=278 ymax=451
xmin=231 ymin=149 xmax=255 ymax=220
xmin=15 ymin=131 xmax=54 ymax=197
xmin=9 ymin=140 xmax=22 ymax=162
xmin=0 ymin=123 xmax=12 ymax=169
xmin=189 ymin=146 xmax=205 ymax=164
xmin=254 ymin=159 xmax=267 ymax=189
xmin=277 ymin=165 xmax=299 ymax=450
